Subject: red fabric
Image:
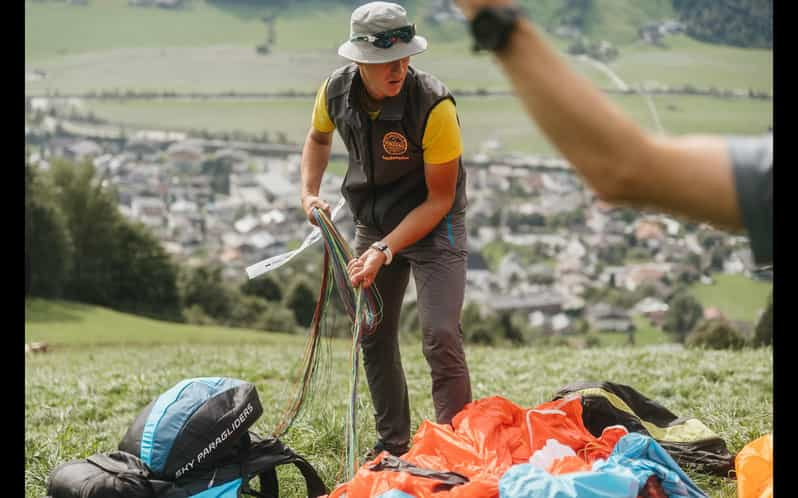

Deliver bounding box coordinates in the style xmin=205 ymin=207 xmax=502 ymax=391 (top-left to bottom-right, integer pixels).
xmin=638 ymin=476 xmax=668 ymax=498
xmin=324 ymin=395 xmax=627 ymax=498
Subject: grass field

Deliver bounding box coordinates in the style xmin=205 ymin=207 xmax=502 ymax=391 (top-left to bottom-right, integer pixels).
xmin=690 ymin=273 xmax=772 ymax=323
xmin=68 ymin=92 xmax=771 ymax=157
xmin=25 ymin=0 xmax=772 ymax=95
xmin=597 ymin=315 xmax=672 ymax=346
xmin=25 ymin=299 xmax=772 ymax=498
xmin=24 ymin=299 xmax=277 ymax=347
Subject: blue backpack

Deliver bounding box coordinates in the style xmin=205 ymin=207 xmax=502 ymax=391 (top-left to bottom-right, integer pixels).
xmin=46 ymin=377 xmax=327 ymax=498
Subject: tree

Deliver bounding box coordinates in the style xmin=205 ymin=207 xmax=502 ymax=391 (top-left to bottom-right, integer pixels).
xmin=201 ymin=158 xmax=233 ymax=196
xmin=256 ymin=306 xmax=298 ymax=334
xmin=753 ymin=293 xmax=773 ymax=346
xmin=26 ymin=162 xmax=74 ymax=298
xmin=106 ymin=221 xmax=182 ymax=320
xmin=228 ymin=293 xmax=270 ymax=328
xmin=597 ymin=244 xmax=626 ymax=266
xmin=686 ymin=319 xmax=746 ymax=350
xmin=49 ymin=159 xmax=121 ymax=306
xmin=464 ymin=306 xmax=501 ymax=346
xmin=663 ymin=292 xmax=704 ymax=341
xmin=46 ymin=159 xmax=181 ymax=320
xmin=240 ymin=275 xmax=282 ymax=302
xmin=284 ymin=278 xmax=317 ymax=328
xmin=179 ymin=264 xmax=234 ymax=321
xmin=673 ymin=0 xmax=772 ymax=49
xmin=398 ymin=300 xmax=421 ymax=339
xmin=499 ymin=311 xmax=525 ymax=345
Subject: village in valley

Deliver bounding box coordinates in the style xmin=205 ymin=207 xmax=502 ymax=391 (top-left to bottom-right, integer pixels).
xmin=25 ymin=96 xmax=769 ymax=344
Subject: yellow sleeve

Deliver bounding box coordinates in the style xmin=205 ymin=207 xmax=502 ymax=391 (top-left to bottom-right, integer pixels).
xmin=311 ymin=78 xmax=335 ymax=133
xmin=422 ymin=99 xmax=463 ymax=165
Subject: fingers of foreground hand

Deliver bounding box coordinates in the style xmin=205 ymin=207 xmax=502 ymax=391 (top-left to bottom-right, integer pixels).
xmin=349 ymin=269 xmax=365 ymax=287
xmin=347 ymin=258 xmax=362 ymax=273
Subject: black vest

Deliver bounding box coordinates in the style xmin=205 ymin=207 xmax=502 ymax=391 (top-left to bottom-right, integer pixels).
xmin=326 ymin=64 xmax=467 ymax=234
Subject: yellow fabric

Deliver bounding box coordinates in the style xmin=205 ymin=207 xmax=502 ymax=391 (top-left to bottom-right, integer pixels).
xmin=422 ymin=99 xmax=462 ymax=165
xmin=310 ymin=79 xmax=463 ymax=165
xmin=577 ymin=388 xmax=718 ymax=443
xmin=735 ymin=434 xmax=773 ymax=498
xmin=311 ymin=78 xmax=335 ymax=133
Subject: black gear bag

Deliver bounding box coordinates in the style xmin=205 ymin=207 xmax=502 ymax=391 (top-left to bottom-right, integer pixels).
xmin=45 ymin=377 xmax=327 ymax=498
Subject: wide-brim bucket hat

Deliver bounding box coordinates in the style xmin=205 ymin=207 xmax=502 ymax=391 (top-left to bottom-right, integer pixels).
xmin=338 ymin=1 xmax=428 ymax=64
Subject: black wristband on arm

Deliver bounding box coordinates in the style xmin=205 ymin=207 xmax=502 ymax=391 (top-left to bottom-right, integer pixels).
xmin=470 ymin=6 xmax=524 ymax=53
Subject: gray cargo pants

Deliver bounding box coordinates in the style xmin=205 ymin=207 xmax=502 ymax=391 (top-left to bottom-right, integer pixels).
xmin=354 ymin=210 xmax=472 ymax=452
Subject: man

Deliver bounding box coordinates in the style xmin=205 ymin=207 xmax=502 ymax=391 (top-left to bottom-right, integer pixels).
xmin=299 ymin=1 xmax=472 ymax=457
xmin=452 ymin=0 xmax=772 ymax=267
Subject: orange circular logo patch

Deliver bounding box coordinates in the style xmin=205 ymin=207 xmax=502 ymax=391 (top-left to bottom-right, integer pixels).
xmin=383 ymin=132 xmax=408 ymax=156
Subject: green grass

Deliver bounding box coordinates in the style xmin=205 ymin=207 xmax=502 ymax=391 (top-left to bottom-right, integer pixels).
xmin=71 ymin=92 xmax=771 ymax=157
xmin=25 ymin=299 xmax=284 ymax=347
xmin=25 ymin=1 xmax=772 ymax=95
xmin=25 ymin=0 xmax=267 ymax=62
xmin=25 ymin=299 xmax=771 ymax=497
xmin=613 ymin=35 xmax=773 ymax=92
xmin=326 ymin=158 xmax=348 ymax=177
xmin=595 ymin=314 xmax=672 ymax=346
xmin=689 ymin=273 xmax=772 ymax=323
xmin=587 ymin=0 xmax=677 ymax=45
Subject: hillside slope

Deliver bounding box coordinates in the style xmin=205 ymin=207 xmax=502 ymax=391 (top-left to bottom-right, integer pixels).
xmin=24 ymin=298 xmax=297 ymax=347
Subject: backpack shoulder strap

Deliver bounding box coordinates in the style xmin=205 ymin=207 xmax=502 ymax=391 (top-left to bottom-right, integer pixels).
xmin=283 ymin=452 xmax=328 ymax=498
xmin=87 ymin=452 xmax=150 ymax=478
xmin=86 ymin=452 xmax=179 ymax=496
xmin=240 ymin=434 xmax=327 ymax=498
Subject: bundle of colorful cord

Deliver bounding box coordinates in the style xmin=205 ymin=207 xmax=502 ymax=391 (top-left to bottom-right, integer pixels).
xmin=311 ymin=208 xmax=382 ymax=333
xmin=271 ymin=207 xmax=382 ymax=480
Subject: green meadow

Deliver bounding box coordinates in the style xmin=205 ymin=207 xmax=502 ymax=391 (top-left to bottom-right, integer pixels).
xmin=25 ymin=0 xmax=772 ymax=157
xmin=67 ymin=93 xmax=771 ymax=157
xmin=690 ymin=273 xmax=772 ymax=323
xmin=25 ymin=299 xmax=772 ymax=498
xmin=26 ymin=0 xmax=772 ymax=95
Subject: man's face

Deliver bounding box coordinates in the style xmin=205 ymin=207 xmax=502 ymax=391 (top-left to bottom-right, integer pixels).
xmin=358 ymin=57 xmax=410 ymax=100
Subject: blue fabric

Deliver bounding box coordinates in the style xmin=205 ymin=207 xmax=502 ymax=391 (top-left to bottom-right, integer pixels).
xmin=445 ymin=215 xmax=455 ymax=246
xmin=189 ymin=478 xmax=243 ymax=498
xmin=140 ymin=377 xmax=244 ymax=472
xmin=596 ymin=433 xmax=708 ymax=498
xmin=498 ymin=433 xmax=708 ymax=498
xmin=499 ymin=464 xmax=639 ymax=498
xmin=376 ymin=490 xmax=417 ymax=498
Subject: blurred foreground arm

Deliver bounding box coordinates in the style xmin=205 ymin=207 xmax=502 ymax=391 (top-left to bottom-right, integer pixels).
xmin=457 ymin=0 xmax=748 ymax=231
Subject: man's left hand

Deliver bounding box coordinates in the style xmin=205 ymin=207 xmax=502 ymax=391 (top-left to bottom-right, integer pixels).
xmin=347 ymin=248 xmax=387 ymax=288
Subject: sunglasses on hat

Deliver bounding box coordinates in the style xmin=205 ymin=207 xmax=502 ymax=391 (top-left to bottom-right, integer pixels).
xmin=350 ymin=24 xmax=415 ymax=49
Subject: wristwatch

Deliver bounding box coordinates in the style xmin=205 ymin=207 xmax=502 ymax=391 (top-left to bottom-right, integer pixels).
xmin=470 ymin=5 xmax=524 ymax=52
xmin=371 ymin=241 xmax=393 ymax=266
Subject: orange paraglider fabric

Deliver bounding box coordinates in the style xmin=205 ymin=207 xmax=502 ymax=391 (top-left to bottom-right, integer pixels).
xmin=324 ymin=395 xmax=628 ymax=498
xmin=735 ymin=434 xmax=772 ymax=498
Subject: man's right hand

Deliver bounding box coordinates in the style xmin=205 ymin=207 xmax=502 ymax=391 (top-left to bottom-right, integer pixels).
xmin=301 ymin=194 xmax=331 ymax=225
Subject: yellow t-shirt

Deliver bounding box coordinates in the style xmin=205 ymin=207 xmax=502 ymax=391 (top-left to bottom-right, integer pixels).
xmin=311 ymin=78 xmax=463 ymax=165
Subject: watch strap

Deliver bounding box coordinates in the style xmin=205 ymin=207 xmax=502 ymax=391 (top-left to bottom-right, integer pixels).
xmin=470 ymin=5 xmax=524 ymax=53
xmin=371 ymin=241 xmax=393 ymax=266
